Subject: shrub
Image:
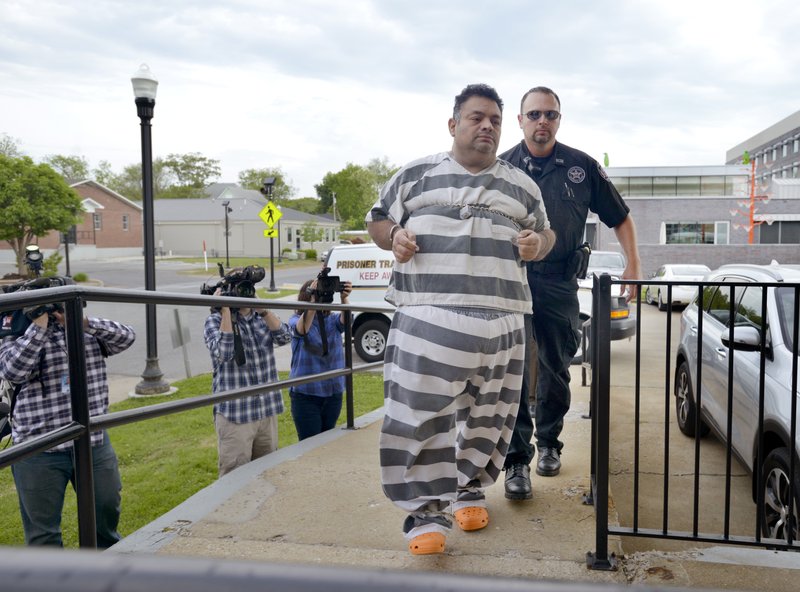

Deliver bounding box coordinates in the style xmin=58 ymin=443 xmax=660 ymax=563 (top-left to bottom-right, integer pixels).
xmin=42 ymin=252 xmax=63 ymax=277
xmin=304 ymin=249 xmax=317 ymax=261
xmin=72 ymin=272 xmax=89 ymax=282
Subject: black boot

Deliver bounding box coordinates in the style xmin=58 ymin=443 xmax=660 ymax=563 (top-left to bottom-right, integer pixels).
xmin=504 ymin=463 xmax=532 ymax=500
xmin=536 ymin=447 xmax=561 ymax=476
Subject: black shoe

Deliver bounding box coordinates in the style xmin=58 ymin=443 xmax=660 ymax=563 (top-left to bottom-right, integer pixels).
xmin=536 ymin=447 xmax=561 ymax=476
xmin=504 ymin=463 xmax=532 ymax=500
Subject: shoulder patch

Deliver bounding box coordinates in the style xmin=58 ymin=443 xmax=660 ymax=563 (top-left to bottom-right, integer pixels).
xmin=597 ymin=163 xmax=609 ymax=180
xmin=567 ymin=166 xmax=586 ymax=184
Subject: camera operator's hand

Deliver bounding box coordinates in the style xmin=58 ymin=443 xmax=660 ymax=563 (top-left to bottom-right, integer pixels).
xmin=30 ymin=309 xmax=49 ymax=328
xmin=306 ymin=280 xmax=318 ymax=302
xmin=340 ymin=281 xmax=352 ymax=303
xmin=215 ymin=287 xmax=234 ymax=333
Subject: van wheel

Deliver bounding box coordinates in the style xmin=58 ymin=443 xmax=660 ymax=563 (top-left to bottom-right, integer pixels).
xmin=354 ymin=320 xmax=388 ymax=363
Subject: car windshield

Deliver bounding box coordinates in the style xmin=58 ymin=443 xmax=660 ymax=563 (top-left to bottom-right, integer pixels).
xmin=776 ymin=286 xmax=798 ymax=351
xmin=671 ymin=265 xmax=709 ymax=276
xmin=589 ymin=253 xmax=625 ymax=269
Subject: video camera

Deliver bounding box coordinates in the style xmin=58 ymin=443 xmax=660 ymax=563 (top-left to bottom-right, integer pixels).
xmin=201 ymin=263 xmax=266 ymax=300
xmin=308 ymin=267 xmax=344 ymax=304
xmin=0 ymin=246 xmax=75 ymax=338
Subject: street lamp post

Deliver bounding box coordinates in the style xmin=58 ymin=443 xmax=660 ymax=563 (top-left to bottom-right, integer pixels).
xmin=260 ymin=177 xmax=277 ymax=291
xmin=222 ymin=200 xmax=232 ymax=267
xmin=131 ymin=63 xmax=170 ymax=396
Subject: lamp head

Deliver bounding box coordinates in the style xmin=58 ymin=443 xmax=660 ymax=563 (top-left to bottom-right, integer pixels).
xmin=131 ymin=63 xmax=158 ymax=100
xmin=260 ymin=177 xmax=276 ymax=197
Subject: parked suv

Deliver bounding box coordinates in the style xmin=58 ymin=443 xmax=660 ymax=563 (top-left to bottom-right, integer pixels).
xmin=674 ymin=262 xmax=800 ymax=543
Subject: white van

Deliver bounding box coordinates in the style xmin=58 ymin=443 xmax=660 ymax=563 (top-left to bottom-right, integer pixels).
xmin=324 ymin=243 xmax=395 ymax=362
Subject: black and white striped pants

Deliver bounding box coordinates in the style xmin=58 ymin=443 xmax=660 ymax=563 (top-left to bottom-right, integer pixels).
xmin=379 ymin=305 xmax=525 ymax=537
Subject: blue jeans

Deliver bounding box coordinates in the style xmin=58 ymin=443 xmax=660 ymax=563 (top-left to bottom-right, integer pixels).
xmin=531 ymin=273 xmax=580 ymax=452
xmin=290 ymin=392 xmax=343 ymax=441
xmin=11 ymin=435 xmax=122 ymax=547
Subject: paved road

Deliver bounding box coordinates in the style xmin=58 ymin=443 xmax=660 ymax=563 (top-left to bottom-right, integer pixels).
xmin=1 ymin=257 xmax=322 ymax=387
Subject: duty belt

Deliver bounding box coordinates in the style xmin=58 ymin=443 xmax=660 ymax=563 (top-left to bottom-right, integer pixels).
xmin=529 ymin=259 xmax=567 ymax=275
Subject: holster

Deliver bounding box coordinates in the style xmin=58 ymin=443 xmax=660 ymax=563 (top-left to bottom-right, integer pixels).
xmin=564 ymin=242 xmax=591 ymax=281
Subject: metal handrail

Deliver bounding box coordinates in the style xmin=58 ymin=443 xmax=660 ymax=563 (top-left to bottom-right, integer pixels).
xmin=0 ymin=284 xmax=388 ymax=547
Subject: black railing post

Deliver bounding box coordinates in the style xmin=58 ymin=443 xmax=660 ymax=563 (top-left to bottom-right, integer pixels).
xmin=343 ymin=310 xmax=355 ymax=429
xmin=64 ymin=295 xmax=97 ymax=548
xmin=587 ymin=273 xmax=617 ymax=570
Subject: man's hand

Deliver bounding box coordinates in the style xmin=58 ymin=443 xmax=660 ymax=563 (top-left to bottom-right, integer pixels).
xmin=515 ymin=228 xmax=555 ymax=261
xmin=392 ymin=228 xmax=418 ymax=263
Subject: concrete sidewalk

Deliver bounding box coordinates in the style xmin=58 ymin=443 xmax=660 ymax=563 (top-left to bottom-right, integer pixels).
xmin=108 ymin=359 xmax=800 ymax=590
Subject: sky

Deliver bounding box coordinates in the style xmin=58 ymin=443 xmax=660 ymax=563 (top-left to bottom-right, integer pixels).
xmin=2 ymin=0 xmax=799 ymax=198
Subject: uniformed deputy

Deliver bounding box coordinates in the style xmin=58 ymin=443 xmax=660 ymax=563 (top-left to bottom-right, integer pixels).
xmin=499 ymin=86 xmax=642 ymax=500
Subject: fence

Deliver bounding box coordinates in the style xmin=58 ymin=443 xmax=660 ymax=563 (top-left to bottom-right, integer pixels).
xmin=0 ymin=283 xmax=386 ymax=548
xmin=587 ymin=273 xmax=800 ymax=570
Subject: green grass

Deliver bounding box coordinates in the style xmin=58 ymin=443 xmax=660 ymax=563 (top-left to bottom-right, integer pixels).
xmin=179 ymin=257 xmax=320 ymax=276
xmin=0 ymin=371 xmax=384 ymax=547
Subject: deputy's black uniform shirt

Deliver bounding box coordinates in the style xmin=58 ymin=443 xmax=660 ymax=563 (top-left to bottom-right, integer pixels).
xmin=500 ymin=140 xmax=629 ymax=265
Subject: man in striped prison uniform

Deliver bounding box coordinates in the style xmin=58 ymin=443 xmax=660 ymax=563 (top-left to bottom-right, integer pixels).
xmin=366 ymin=83 xmax=556 ymax=555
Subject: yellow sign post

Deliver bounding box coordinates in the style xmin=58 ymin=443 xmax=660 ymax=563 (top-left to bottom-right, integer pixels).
xmin=259 ymin=200 xmax=283 ymax=292
xmin=259 ymin=202 xmax=282 ymax=228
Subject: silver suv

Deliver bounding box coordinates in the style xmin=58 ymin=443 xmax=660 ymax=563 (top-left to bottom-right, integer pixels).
xmin=674 ymin=262 xmax=800 ymax=543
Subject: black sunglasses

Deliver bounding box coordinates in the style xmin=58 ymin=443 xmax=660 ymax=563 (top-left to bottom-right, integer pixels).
xmin=524 ymin=110 xmax=560 ymax=121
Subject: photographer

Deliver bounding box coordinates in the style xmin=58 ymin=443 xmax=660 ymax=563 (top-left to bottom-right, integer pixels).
xmin=0 ymin=304 xmax=135 ymax=547
xmin=288 ymin=274 xmax=352 ymax=441
xmin=203 ymin=267 xmax=291 ymax=478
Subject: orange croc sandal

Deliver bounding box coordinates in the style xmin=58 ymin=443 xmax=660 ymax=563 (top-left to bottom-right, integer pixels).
xmin=454 ymin=506 xmax=489 ymax=531
xmin=408 ymin=532 xmax=446 ymax=555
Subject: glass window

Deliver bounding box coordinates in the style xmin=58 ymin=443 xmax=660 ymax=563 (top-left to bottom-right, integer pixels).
xmin=706 ymin=284 xmax=732 ymax=325
xmin=781 ymin=221 xmax=800 ymax=243
xmin=773 ymin=148 xmax=778 ymax=160
xmin=794 ymin=139 xmax=799 ymax=153
xmin=700 ymin=176 xmax=724 ymax=195
xmin=725 ymin=175 xmax=748 ymax=196
xmin=783 ymin=143 xmax=788 ymax=157
xmin=714 ymin=221 xmax=729 ymax=245
xmin=609 ymin=177 xmax=629 ymax=197
xmin=735 ymin=286 xmax=764 ymax=330
xmin=93 ymin=213 xmax=102 ymax=230
xmin=629 ymin=177 xmax=653 ymax=196
xmin=652 ymin=176 xmax=676 ymax=195
xmin=793 ymin=165 xmax=798 ymax=178
xmin=287 ymin=227 xmax=293 ymax=242
xmin=760 ymin=222 xmax=780 ymax=244
xmin=122 ymin=214 xmax=129 ymax=231
xmin=776 ymin=287 xmax=797 ymax=351
xmin=665 ymin=222 xmax=716 ymax=244
xmin=676 ymin=176 xmax=701 ymax=195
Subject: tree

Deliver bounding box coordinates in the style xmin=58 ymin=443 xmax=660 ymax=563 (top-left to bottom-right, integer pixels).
xmin=284 ymin=196 xmax=322 ymax=215
xmin=315 ymin=159 xmax=398 ymax=229
xmin=42 ymin=154 xmax=90 ymax=184
xmin=160 ymin=152 xmax=221 ymax=197
xmin=95 ymin=158 xmax=171 ymax=201
xmin=237 ymin=167 xmax=297 ymax=202
xmin=0 ymin=133 xmax=23 ymax=158
xmin=0 ymin=155 xmax=83 ymax=274
xmin=301 ymin=221 xmax=325 ymax=251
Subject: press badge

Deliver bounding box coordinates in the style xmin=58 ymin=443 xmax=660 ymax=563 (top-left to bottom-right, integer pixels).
xmin=61 ymin=374 xmax=70 ymax=395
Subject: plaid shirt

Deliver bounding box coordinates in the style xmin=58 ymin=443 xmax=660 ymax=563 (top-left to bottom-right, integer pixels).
xmin=0 ymin=317 xmax=136 ymax=451
xmin=204 ymin=310 xmax=291 ymax=424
